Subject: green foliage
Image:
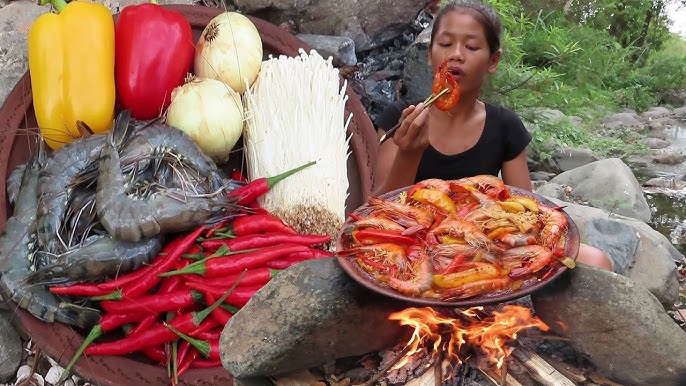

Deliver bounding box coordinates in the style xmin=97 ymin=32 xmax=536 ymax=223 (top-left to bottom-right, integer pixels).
xmin=474 ymin=0 xmax=682 ymax=161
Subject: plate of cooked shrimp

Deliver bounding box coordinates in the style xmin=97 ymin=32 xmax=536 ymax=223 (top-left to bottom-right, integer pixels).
xmin=335 ymin=175 xmax=580 ymax=307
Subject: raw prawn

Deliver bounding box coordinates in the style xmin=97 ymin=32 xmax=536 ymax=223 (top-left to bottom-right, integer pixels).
xmin=0 ymin=146 xmax=100 ymax=329
xmin=6 ymin=163 xmax=26 ymax=206
xmin=95 ymin=111 xmax=239 ymax=242
xmin=27 ymin=235 xmax=162 ymax=286
xmin=120 ymin=117 xmax=226 ymax=192
xmin=35 ymin=134 xmax=106 ymax=255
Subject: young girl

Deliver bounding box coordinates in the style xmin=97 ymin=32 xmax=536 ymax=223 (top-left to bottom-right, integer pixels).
xmin=374 ymin=0 xmax=613 ymax=270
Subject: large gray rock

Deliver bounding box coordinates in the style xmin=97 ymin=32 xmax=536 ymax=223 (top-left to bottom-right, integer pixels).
xmin=584 ymin=218 xmax=638 ymax=276
xmin=673 ymin=105 xmax=686 ymax=118
xmin=401 ymin=24 xmax=432 ymax=104
xmin=600 ymin=112 xmax=645 ymax=130
xmin=534 ymin=197 xmax=679 ymax=306
xmin=652 ymin=152 xmax=686 ymax=165
xmin=0 ymin=1 xmax=50 ymax=105
xmin=624 ymin=220 xmax=681 ymax=306
xmin=0 ymin=313 xmax=22 ymax=383
xmin=233 ymin=0 xmax=425 ymax=51
xmin=296 ymin=34 xmax=357 ymax=66
xmin=531 ymin=265 xmax=686 ymax=386
xmin=220 ymin=258 xmax=407 ymax=378
xmin=547 ymin=158 xmax=652 ymax=222
xmin=552 ymin=148 xmax=598 ymax=172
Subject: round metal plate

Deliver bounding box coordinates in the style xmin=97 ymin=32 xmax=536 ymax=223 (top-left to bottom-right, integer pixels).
xmin=336 ymin=185 xmax=580 ymax=307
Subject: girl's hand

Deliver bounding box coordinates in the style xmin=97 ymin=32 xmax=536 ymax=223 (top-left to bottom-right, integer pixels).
xmin=392 ymin=103 xmax=430 ymax=154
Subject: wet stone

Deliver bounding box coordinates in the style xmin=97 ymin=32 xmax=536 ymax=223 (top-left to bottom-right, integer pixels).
xmin=220 ymin=257 xmax=407 ymax=378
xmin=531 ymin=264 xmax=686 ymax=385
xmin=0 ymin=312 xmax=22 ymax=383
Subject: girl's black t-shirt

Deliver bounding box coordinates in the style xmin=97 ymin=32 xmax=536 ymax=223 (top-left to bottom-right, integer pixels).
xmin=375 ymin=100 xmax=532 ymax=183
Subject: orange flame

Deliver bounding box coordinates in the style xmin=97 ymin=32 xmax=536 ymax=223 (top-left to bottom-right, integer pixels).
xmin=389 ymin=305 xmax=549 ymax=369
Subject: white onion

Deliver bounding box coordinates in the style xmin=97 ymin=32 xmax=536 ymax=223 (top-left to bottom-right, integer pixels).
xmin=195 ymin=12 xmax=263 ymax=93
xmin=165 ymin=76 xmax=244 ymax=164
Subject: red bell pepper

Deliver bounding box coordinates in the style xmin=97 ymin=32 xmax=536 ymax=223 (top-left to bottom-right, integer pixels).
xmin=115 ymin=2 xmax=194 ymax=120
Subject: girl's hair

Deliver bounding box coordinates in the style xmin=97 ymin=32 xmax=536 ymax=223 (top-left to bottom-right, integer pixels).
xmin=430 ymin=0 xmax=502 ymax=55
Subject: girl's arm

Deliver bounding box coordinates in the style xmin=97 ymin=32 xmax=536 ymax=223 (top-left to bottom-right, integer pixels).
xmin=374 ymin=132 xmax=423 ymax=195
xmin=373 ymin=104 xmax=430 ymax=196
xmin=501 ymin=150 xmax=532 ymax=191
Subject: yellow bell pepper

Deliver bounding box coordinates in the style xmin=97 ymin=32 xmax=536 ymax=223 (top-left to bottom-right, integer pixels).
xmin=28 ymin=0 xmax=115 ymax=150
xmin=410 ymin=188 xmax=457 ymax=213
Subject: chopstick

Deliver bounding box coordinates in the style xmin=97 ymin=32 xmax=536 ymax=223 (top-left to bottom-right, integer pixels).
xmin=378 ymin=87 xmax=451 ymax=145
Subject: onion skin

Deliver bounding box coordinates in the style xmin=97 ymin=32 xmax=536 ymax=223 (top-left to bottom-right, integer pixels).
xmin=165 ymin=77 xmax=244 ymax=164
xmin=194 ymin=12 xmax=263 ymax=93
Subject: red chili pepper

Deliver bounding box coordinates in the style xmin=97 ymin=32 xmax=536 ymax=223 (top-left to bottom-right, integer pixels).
xmin=58 ymin=312 xmax=149 ymax=384
xmin=188 ymin=267 xmax=277 ymax=289
xmin=165 ymin=323 xmax=221 ymax=359
xmin=193 ymin=329 xmax=222 ymax=341
xmin=93 ymin=226 xmax=206 ymax=301
xmin=128 ymin=313 xmax=158 ymax=338
xmin=140 ymin=345 xmax=167 ymax=364
xmin=83 ymin=285 xmax=236 ymax=356
xmin=176 ymin=349 xmax=199 ymax=380
xmin=100 ymin=289 xmax=204 ymax=315
xmin=187 ymin=282 xmax=261 ymax=308
xmin=188 ymin=316 xmax=219 ymax=336
xmin=264 ymin=257 xmax=302 ymax=270
xmin=175 ymin=340 xmax=192 ymax=376
xmin=160 ymin=244 xmax=309 ymax=277
xmin=352 ymin=229 xmax=418 ymax=246
xmin=227 ymin=214 xmax=297 ymax=237
xmin=442 ymin=254 xmax=467 ymax=275
xmin=49 ymin=283 xmax=113 ymax=297
xmin=203 ymin=292 xmax=233 ymax=326
xmin=265 ymin=249 xmax=334 ymax=269
xmin=205 ymin=219 xmax=231 ymax=238
xmin=201 ymin=232 xmax=330 ymax=253
xmin=115 ymin=2 xmax=194 ymax=120
xmin=228 ymin=161 xmax=316 ymax=205
xmin=246 ymin=202 xmax=270 ymax=215
xmin=230 ymin=169 xmax=247 ymax=182
xmin=96 ymin=240 xmax=181 ymax=291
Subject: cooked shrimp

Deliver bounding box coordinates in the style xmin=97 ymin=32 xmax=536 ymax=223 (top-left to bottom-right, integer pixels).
xmin=502 ymin=245 xmax=554 ymax=278
xmin=387 ymin=247 xmax=433 ymax=295
xmin=539 ymin=205 xmax=568 ymax=249
xmin=368 ymin=196 xmax=434 ymax=235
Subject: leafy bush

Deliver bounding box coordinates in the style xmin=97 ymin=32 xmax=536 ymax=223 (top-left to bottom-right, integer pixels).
xmin=474 ymin=0 xmax=680 ymax=160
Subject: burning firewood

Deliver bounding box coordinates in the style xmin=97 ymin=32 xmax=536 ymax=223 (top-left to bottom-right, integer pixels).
xmin=511 ymin=347 xmax=576 ymax=386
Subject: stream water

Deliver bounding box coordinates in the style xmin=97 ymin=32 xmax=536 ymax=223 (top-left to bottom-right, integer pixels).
xmin=639 ymin=121 xmax=686 ymax=255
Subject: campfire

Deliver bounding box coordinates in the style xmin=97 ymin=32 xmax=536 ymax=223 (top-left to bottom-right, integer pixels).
xmin=360 ymin=305 xmax=564 ymax=386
